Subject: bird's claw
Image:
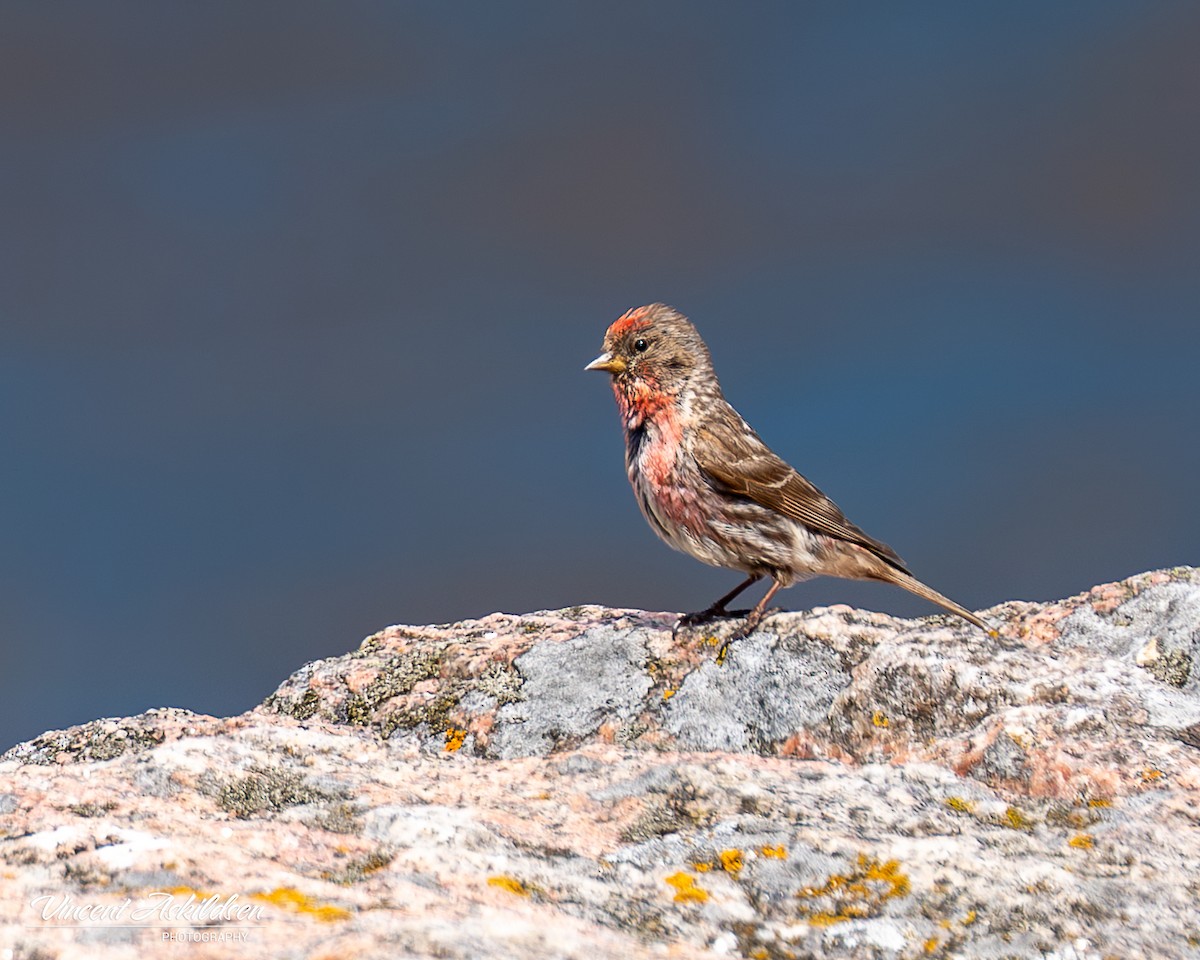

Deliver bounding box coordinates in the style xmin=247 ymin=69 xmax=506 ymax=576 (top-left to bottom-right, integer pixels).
xmin=672 ymin=607 xmax=748 ymax=639
xmin=674 ymin=603 xmax=781 ymax=661
xmin=713 ymin=607 xmax=783 ymax=663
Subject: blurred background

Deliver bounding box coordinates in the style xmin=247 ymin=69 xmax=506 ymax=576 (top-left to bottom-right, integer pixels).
xmin=2 ymin=2 xmax=1197 ymax=750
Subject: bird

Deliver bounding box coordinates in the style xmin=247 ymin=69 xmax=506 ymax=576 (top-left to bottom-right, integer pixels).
xmin=585 ymin=302 xmax=995 ymax=644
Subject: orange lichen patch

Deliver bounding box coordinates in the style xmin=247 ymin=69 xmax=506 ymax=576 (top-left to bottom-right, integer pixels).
xmin=664 ymin=871 xmax=708 ymax=903
xmin=872 ymin=711 xmax=889 ymax=728
xmin=924 ymin=937 xmax=939 ymax=954
xmin=961 ymin=910 xmax=978 ymax=926
xmin=692 ymin=861 xmax=713 ymax=873
xmin=662 ymin=688 xmax=676 ymax=700
xmin=1087 ymin=797 xmax=1112 ymax=808
xmin=718 ymin=849 xmax=744 ymax=873
xmin=444 ymin=728 xmax=466 ymax=752
xmin=796 ymin=854 xmax=910 ymax=926
xmin=759 ymin=845 xmax=788 ymax=859
xmin=944 ymin=796 xmax=974 ymax=814
xmin=251 ymin=888 xmax=351 ymax=922
xmin=1068 ymin=834 xmax=1094 ymax=849
xmin=487 ymin=875 xmax=529 ymax=897
xmin=1140 ymin=768 xmax=1164 ymax=783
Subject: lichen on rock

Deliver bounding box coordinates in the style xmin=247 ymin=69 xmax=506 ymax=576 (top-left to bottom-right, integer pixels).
xmin=2 ymin=569 xmax=1200 ymax=959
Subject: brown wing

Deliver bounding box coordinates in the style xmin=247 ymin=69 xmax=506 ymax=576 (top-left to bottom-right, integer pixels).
xmin=694 ymin=412 xmax=910 ymax=574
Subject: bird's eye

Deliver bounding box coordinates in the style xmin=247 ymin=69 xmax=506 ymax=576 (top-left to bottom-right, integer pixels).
xmin=633 ymin=338 xmax=649 ymax=353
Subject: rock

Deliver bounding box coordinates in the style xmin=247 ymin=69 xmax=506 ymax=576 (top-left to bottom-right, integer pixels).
xmin=2 ymin=568 xmax=1199 ymax=959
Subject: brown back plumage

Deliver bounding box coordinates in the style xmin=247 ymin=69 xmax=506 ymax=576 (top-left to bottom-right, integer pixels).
xmin=692 ymin=412 xmax=911 ymax=574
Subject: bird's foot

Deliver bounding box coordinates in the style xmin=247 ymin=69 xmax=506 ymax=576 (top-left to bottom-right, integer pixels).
xmin=714 ymin=607 xmax=783 ymax=663
xmin=672 ymin=606 xmax=749 ymax=640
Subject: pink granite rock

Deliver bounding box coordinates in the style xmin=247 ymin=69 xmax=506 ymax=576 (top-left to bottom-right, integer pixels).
xmin=2 ymin=568 xmax=1199 ymax=959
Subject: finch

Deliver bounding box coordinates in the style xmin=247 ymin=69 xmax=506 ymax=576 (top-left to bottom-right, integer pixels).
xmin=586 ymin=303 xmax=994 ymax=641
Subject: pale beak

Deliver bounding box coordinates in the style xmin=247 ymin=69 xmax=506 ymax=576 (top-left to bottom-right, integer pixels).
xmin=585 ymin=351 xmax=626 ymax=375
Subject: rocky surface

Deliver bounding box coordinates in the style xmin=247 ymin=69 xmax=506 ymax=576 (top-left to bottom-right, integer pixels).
xmin=2 ymin=567 xmax=1199 ymax=960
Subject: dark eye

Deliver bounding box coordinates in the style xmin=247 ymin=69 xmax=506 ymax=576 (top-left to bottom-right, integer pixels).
xmin=633 ymin=338 xmax=649 ymax=353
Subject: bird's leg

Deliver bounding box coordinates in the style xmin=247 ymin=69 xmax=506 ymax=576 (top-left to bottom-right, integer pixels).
xmin=717 ymin=580 xmax=783 ymax=661
xmin=673 ymin=574 xmax=762 ymax=638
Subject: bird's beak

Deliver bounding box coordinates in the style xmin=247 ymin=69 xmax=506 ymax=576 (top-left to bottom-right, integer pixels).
xmin=585 ymin=351 xmax=626 ymax=375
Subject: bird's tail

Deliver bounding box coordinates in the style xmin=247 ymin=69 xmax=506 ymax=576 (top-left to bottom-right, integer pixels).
xmin=878 ymin=567 xmax=997 ymax=637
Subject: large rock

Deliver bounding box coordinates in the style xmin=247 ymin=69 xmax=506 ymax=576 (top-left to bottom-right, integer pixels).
xmin=2 ymin=568 xmax=1199 ymax=959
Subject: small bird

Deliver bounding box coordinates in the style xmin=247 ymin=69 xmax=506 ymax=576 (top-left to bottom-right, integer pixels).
xmin=586 ymin=303 xmax=994 ymax=642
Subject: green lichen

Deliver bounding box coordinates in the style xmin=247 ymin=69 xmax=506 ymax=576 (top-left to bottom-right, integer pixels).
xmin=67 ymin=802 xmax=116 ymax=818
xmin=616 ymin=721 xmax=649 ymax=744
xmin=341 ymin=645 xmax=447 ymax=727
xmin=62 ymin=861 xmax=114 ymax=888
xmin=291 ymin=690 xmax=322 ymax=720
xmin=1144 ymin=647 xmax=1192 ymax=687
xmin=378 ymin=691 xmax=459 ymax=741
xmin=345 ymin=695 xmax=373 ymax=726
xmin=325 ymin=849 xmax=394 ymax=884
xmin=263 ymin=688 xmax=323 ymax=720
xmin=11 ymin=722 xmax=166 ymax=765
xmin=476 ymin=661 xmax=523 ymax=705
xmin=215 ymin=767 xmax=343 ymax=819
xmin=316 ymin=801 xmax=364 ymax=835
xmin=619 ymin=779 xmax=711 ymax=842
xmin=603 ymin=898 xmax=670 ymax=940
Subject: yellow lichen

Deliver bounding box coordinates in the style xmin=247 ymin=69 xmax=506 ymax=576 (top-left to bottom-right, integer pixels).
xmin=944 ymin=796 xmax=974 ymax=813
xmin=806 ymin=912 xmax=855 ymax=927
xmin=165 ymin=885 xmax=209 ymax=898
xmin=759 ymin=845 xmax=788 ymax=859
xmin=1087 ymin=797 xmax=1112 ymax=808
xmin=1003 ymin=806 xmax=1031 ymax=830
xmin=444 ymin=728 xmax=467 ymax=752
xmin=692 ymin=861 xmax=713 ymax=872
xmin=718 ymin=849 xmax=744 ymax=873
xmin=1140 ymin=768 xmax=1164 ymax=783
xmin=795 ymin=854 xmax=910 ymax=925
xmin=1068 ymin=834 xmax=1094 ymax=849
xmin=872 ymin=711 xmax=889 ymax=728
xmin=962 ymin=910 xmax=978 ymax=926
xmin=665 ymin=871 xmax=708 ymax=903
xmin=487 ymin=875 xmax=529 ymax=896
xmin=924 ymin=937 xmax=939 ymax=953
xmin=251 ymin=887 xmax=351 ymax=922
xmin=662 ymin=689 xmax=675 ymax=700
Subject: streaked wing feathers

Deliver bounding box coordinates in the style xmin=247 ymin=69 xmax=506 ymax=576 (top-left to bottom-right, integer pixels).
xmin=694 ymin=417 xmax=909 ymax=573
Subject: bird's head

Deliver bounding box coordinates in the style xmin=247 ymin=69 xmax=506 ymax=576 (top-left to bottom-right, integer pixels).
xmin=585 ymin=304 xmax=714 ymax=408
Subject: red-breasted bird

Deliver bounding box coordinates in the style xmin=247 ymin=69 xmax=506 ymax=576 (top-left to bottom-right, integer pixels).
xmin=586 ymin=303 xmax=995 ymax=641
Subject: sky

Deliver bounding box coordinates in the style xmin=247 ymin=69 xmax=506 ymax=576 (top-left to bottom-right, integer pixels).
xmin=2 ymin=2 xmax=1197 ymax=750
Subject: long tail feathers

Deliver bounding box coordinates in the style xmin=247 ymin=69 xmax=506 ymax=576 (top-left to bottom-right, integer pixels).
xmin=881 ymin=568 xmax=997 ymax=637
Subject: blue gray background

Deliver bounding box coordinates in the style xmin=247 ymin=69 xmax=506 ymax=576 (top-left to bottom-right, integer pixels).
xmin=3 ymin=3 xmax=1197 ymax=750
